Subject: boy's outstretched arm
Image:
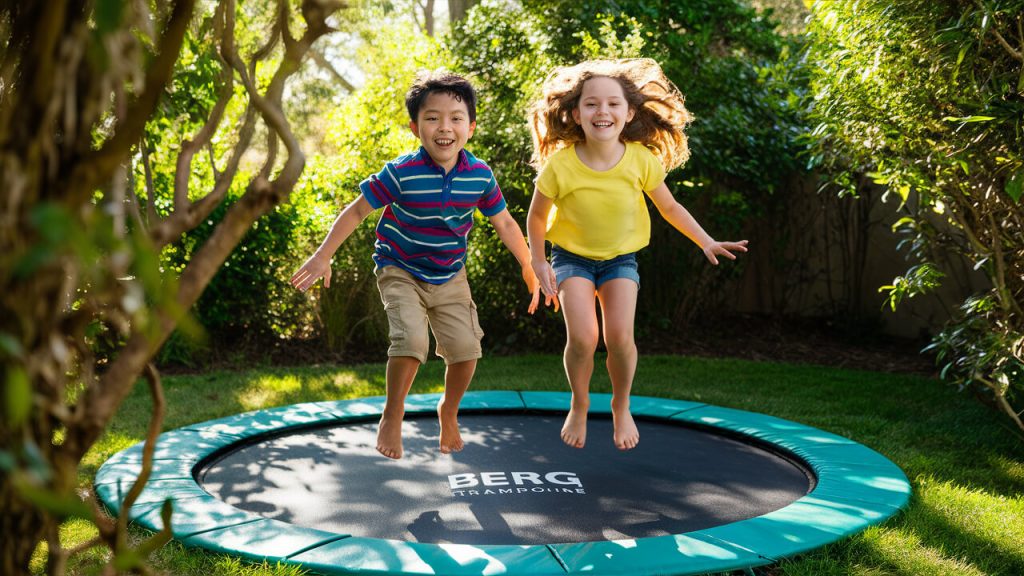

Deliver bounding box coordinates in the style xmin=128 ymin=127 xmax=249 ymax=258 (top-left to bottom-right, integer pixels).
xmin=646 ymin=182 xmax=749 ymax=265
xmin=291 ymin=195 xmax=376 ymax=292
xmin=488 ymin=208 xmax=542 ymax=313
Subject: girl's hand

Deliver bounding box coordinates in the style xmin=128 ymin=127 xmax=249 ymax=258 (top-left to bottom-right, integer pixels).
xmin=703 ymin=239 xmax=749 ymax=265
xmin=522 ymin=264 xmax=542 ymax=314
xmin=531 ymin=257 xmax=560 ymax=312
xmin=290 ymin=252 xmax=332 ymax=292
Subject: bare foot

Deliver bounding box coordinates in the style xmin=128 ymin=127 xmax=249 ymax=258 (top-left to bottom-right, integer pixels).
xmin=376 ymin=414 xmax=404 ymax=459
xmin=561 ymin=408 xmax=588 ymax=448
xmin=612 ymin=408 xmax=639 ymax=450
xmin=437 ymin=399 xmax=464 ymax=454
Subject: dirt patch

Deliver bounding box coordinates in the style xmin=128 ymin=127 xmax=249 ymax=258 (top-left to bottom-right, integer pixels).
xmin=158 ymin=314 xmax=938 ymax=377
xmin=639 ymin=314 xmax=937 ymax=376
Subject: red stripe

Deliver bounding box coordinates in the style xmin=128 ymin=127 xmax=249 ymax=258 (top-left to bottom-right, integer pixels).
xmin=376 ymin=233 xmax=465 ymax=260
xmin=369 ymin=178 xmax=395 ymax=203
xmin=396 ymin=157 xmax=429 ymax=169
xmin=382 ymin=211 xmax=462 ymax=237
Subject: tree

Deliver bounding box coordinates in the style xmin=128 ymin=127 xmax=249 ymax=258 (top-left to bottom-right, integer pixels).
xmin=448 ymin=0 xmax=479 ymax=23
xmin=805 ymin=0 xmax=1024 ymax=434
xmin=0 ymin=1 xmax=346 ymax=573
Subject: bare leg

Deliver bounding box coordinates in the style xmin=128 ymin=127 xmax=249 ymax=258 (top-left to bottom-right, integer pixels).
xmin=377 ymin=356 xmax=420 ymax=459
xmin=438 ymin=359 xmax=476 ymax=454
xmin=559 ymin=278 xmax=600 ymax=448
xmin=598 ymin=279 xmax=640 ymax=450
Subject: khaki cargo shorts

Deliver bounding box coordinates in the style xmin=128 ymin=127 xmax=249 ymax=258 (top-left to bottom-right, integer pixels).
xmin=375 ymin=265 xmax=484 ymax=365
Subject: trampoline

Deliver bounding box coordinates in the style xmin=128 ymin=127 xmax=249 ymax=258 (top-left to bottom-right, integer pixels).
xmin=95 ymin=391 xmax=911 ymax=575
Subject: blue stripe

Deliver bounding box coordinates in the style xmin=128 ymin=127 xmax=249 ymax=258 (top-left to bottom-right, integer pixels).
xmin=359 ymin=147 xmax=505 ymax=284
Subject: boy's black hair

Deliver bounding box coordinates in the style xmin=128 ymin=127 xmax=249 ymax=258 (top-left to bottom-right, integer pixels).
xmin=405 ymin=70 xmax=477 ymax=123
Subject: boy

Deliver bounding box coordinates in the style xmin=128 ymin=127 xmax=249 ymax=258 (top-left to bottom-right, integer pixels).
xmin=290 ymin=70 xmax=541 ymax=459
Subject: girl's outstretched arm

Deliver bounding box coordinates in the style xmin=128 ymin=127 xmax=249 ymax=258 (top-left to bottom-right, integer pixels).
xmin=646 ymin=182 xmax=749 ymax=265
xmin=290 ymin=195 xmax=375 ymax=292
xmin=527 ymin=189 xmax=560 ymax=311
xmin=488 ymin=209 xmax=542 ymax=313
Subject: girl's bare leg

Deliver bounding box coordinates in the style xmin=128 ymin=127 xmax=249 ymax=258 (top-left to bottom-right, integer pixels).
xmin=598 ymin=278 xmax=640 ymax=450
xmin=377 ymin=356 xmax=420 ymax=459
xmin=438 ymin=359 xmax=476 ymax=454
xmin=558 ymin=277 xmax=600 ymax=448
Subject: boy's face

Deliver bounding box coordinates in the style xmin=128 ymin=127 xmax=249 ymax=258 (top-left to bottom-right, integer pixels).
xmin=410 ymin=91 xmax=475 ymax=173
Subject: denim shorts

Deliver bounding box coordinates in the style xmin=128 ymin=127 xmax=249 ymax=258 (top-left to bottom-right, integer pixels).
xmin=550 ymin=245 xmax=640 ymax=289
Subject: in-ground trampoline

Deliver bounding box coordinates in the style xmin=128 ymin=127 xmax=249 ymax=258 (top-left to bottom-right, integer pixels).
xmin=95 ymin=391 xmax=911 ymax=575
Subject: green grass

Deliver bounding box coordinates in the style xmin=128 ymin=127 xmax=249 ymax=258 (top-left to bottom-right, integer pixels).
xmin=39 ymin=354 xmax=1024 ymax=575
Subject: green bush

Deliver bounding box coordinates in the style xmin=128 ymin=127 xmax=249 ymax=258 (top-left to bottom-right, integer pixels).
xmin=804 ymin=0 xmax=1024 ymax=433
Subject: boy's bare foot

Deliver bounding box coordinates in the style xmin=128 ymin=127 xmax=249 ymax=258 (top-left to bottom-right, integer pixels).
xmin=437 ymin=399 xmax=464 ymax=454
xmin=376 ymin=415 xmax=404 ymax=459
xmin=612 ymin=408 xmax=639 ymax=450
xmin=561 ymin=409 xmax=588 ymax=448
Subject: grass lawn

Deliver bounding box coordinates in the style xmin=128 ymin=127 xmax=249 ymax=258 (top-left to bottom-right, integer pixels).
xmin=39 ymin=354 xmax=1024 ymax=575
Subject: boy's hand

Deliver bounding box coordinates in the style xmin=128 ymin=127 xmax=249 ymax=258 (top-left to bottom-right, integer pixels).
xmin=290 ymin=252 xmax=332 ymax=292
xmin=530 ymin=258 xmax=560 ymax=313
xmin=702 ymin=239 xmax=749 ymax=265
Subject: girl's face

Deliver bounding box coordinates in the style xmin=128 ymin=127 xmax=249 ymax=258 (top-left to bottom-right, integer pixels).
xmin=572 ymin=76 xmax=635 ymax=145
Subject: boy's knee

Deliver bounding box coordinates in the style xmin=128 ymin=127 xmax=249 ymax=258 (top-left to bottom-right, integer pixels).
xmin=436 ymin=317 xmax=483 ymax=364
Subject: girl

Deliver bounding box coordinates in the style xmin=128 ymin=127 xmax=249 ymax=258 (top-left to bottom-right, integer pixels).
xmin=526 ymin=59 xmax=748 ymax=451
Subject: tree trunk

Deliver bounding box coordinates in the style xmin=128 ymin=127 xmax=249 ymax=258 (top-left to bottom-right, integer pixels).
xmin=423 ymin=0 xmax=435 ymax=36
xmin=447 ymin=0 xmax=478 ymax=23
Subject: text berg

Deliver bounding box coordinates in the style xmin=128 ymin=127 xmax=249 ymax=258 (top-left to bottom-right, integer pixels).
xmin=448 ymin=471 xmax=582 ymax=489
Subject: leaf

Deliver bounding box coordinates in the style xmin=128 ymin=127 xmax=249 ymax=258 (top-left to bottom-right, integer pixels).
xmin=5 ymin=367 xmax=31 ymax=428
xmin=1005 ymin=170 xmax=1023 ymax=203
xmin=941 ymin=115 xmax=995 ymax=123
xmin=0 ymin=333 xmax=24 ymax=358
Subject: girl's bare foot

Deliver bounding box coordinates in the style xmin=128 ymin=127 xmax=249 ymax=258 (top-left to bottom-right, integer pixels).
xmin=376 ymin=415 xmax=404 ymax=459
xmin=561 ymin=408 xmax=588 ymax=448
xmin=612 ymin=408 xmax=639 ymax=450
xmin=437 ymin=399 xmax=464 ymax=454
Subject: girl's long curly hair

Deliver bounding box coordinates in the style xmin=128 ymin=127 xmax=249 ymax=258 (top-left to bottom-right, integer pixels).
xmin=529 ymin=58 xmax=692 ymax=172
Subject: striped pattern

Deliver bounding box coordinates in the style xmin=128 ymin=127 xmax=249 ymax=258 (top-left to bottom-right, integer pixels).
xmin=359 ymin=147 xmax=506 ymax=284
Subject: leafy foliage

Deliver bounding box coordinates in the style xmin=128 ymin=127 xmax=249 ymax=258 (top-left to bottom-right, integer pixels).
xmin=804 ymin=0 xmax=1024 ymax=432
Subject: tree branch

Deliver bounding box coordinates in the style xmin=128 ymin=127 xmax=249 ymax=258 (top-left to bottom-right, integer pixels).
xmin=82 ymin=1 xmax=343 ymax=453
xmin=75 ymin=0 xmax=197 ymax=200
xmin=115 ymin=364 xmax=165 ymax=550
xmin=974 ymin=0 xmax=1024 ymax=61
xmin=172 ymin=2 xmax=234 ymax=213
xmin=141 ymin=139 xmax=159 ymax=227
xmin=310 ymin=48 xmax=356 ymax=92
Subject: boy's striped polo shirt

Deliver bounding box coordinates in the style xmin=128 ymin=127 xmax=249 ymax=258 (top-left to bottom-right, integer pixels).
xmin=359 ymin=147 xmax=507 ymax=284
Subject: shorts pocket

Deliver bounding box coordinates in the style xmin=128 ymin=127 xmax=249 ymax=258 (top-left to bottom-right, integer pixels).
xmin=384 ymin=302 xmax=406 ymax=340
xmin=470 ymin=301 xmax=484 ymax=339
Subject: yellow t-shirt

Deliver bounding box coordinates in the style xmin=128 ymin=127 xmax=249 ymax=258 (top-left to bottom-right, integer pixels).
xmin=536 ymin=142 xmax=666 ymax=260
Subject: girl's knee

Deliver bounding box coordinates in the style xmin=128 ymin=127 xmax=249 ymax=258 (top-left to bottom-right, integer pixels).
xmin=604 ymin=332 xmax=636 ymax=355
xmin=566 ymin=332 xmax=599 ymax=356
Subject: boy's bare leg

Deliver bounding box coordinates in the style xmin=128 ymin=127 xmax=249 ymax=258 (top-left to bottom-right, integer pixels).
xmin=598 ymin=279 xmax=640 ymax=450
xmin=377 ymin=356 xmax=420 ymax=459
xmin=559 ymin=278 xmax=600 ymax=448
xmin=438 ymin=359 xmax=476 ymax=454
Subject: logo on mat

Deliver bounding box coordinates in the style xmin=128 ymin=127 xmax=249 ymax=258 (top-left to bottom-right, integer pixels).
xmin=448 ymin=471 xmax=585 ymax=496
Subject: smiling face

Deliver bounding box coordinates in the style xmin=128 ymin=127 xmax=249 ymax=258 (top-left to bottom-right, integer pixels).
xmin=571 ymin=75 xmax=635 ymax=145
xmin=410 ymin=91 xmax=476 ymax=173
